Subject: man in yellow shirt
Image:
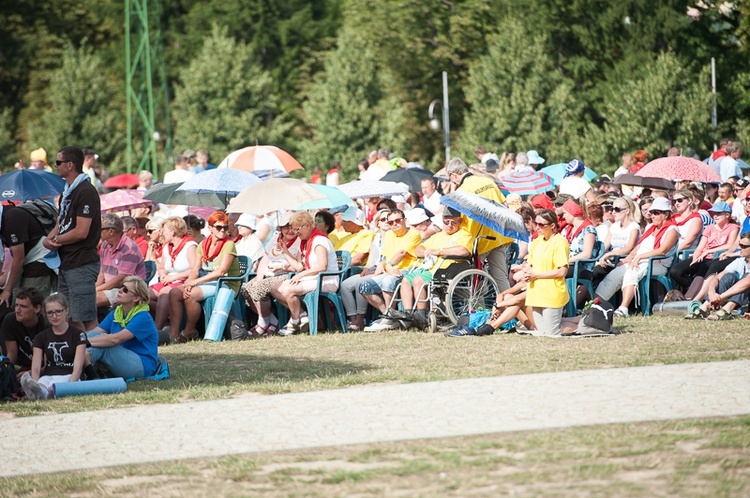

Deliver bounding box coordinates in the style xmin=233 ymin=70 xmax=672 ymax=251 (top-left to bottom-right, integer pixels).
xmin=397 ymin=208 xmax=472 ymax=327
xmin=362 ymin=209 xmax=422 ymax=332
xmin=329 ymin=207 xmax=374 ymax=266
xmin=446 ymin=158 xmax=513 ymax=292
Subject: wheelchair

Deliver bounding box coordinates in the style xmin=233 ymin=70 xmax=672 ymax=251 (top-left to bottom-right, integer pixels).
xmin=389 ymin=236 xmax=500 ymax=333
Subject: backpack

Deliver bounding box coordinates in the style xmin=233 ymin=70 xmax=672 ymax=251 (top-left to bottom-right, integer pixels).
xmin=576 ymin=298 xmax=614 ymax=335
xmin=0 ymin=355 xmax=22 ymax=401
xmin=16 ymin=200 xmax=59 ymax=235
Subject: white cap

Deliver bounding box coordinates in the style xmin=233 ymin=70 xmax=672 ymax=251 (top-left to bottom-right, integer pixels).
xmin=276 ymin=211 xmax=292 ymax=227
xmin=235 ymin=213 xmax=257 ymax=230
xmin=341 ymin=206 xmax=364 ymax=226
xmin=406 ymin=208 xmax=429 ymax=226
xmin=391 ymin=195 xmax=407 ymax=204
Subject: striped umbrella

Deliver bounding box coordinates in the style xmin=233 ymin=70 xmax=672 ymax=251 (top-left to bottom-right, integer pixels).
xmin=217 ymin=145 xmax=303 ymax=176
xmin=499 ymin=170 xmax=555 ymax=196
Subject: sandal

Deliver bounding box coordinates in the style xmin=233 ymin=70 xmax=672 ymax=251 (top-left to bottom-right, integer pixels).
xmin=707 ymin=309 xmax=735 ymax=321
xmin=278 ymin=321 xmax=299 ymax=337
xmin=684 ymin=308 xmax=709 ymax=320
xmin=179 ymin=329 xmax=198 ymax=343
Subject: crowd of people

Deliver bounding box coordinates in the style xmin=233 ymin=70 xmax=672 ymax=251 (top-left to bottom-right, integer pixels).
xmin=1 ymin=138 xmax=748 ymax=400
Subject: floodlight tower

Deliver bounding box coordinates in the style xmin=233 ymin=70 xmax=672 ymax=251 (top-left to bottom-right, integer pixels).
xmin=125 ymin=0 xmax=172 ymax=177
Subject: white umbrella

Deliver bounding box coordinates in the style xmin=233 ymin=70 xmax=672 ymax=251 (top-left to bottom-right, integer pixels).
xmin=227 ymin=178 xmax=326 ymax=215
xmin=338 ymin=180 xmax=409 ymax=199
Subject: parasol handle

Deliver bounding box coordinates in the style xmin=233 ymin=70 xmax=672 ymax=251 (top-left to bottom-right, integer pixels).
xmin=477 ymin=235 xmax=497 ymax=241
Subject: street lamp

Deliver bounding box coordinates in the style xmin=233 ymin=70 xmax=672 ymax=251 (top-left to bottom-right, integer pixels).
xmin=428 ymin=71 xmax=451 ymax=163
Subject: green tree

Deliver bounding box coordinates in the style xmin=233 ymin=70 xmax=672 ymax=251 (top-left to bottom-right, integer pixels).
xmin=299 ymin=25 xmax=408 ymax=177
xmin=172 ymin=25 xmax=290 ymax=166
xmin=581 ymin=52 xmax=713 ymax=173
xmin=26 ymin=43 xmax=125 ymax=168
xmin=0 ymin=107 xmax=18 ymax=168
xmin=460 ymin=19 xmax=583 ymax=164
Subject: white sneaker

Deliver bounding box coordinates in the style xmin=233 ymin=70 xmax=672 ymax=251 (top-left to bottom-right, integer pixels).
xmin=614 ymin=306 xmax=629 ymax=318
xmin=21 ymin=375 xmax=47 ymax=400
xmin=364 ymin=317 xmax=401 ymax=332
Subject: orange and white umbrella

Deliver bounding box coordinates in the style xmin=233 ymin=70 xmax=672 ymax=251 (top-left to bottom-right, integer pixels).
xmin=217 ymin=145 xmax=303 ymax=175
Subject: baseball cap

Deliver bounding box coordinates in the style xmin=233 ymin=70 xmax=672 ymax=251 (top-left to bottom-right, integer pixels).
xmin=708 ymin=201 xmax=732 ymax=214
xmin=235 ymin=213 xmax=257 ymax=230
xmin=44 ymin=250 xmax=61 ymax=270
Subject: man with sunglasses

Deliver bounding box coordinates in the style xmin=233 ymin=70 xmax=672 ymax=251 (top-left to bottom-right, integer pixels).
xmin=445 ymin=158 xmax=513 ymax=292
xmin=95 ymin=213 xmax=147 ymax=308
xmin=361 ymin=209 xmax=422 ymax=332
xmin=43 ymin=145 xmax=102 ymax=331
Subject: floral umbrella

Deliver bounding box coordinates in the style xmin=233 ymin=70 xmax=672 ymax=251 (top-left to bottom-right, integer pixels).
xmin=100 ymin=189 xmax=153 ymax=213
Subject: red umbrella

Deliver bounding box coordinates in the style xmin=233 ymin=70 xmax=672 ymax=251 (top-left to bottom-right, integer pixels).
xmin=218 ymin=145 xmax=303 ymax=175
xmin=635 ymin=156 xmax=721 ymax=183
xmin=103 ymin=173 xmax=140 ymax=189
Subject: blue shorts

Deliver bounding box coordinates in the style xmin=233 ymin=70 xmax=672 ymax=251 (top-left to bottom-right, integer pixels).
xmin=359 ymin=274 xmax=401 ymax=295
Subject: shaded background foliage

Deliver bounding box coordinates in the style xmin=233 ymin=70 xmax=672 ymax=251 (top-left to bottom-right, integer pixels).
xmin=0 ymin=0 xmax=747 ymax=180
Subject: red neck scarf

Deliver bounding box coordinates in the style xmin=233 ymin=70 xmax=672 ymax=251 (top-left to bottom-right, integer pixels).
xmin=302 ymin=227 xmax=328 ymax=269
xmin=673 ymin=211 xmax=700 ymax=227
xmin=167 ymin=236 xmax=195 ymax=265
xmin=638 ymin=220 xmax=676 ymax=249
xmin=564 ymin=219 xmax=592 ymax=244
xmin=201 ymin=235 xmax=229 ymax=264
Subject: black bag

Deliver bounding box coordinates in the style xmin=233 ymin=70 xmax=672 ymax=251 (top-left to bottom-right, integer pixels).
xmin=0 ymin=355 xmax=22 ymax=401
xmin=16 ymin=200 xmax=59 ymax=235
xmin=576 ymin=298 xmax=614 ymax=335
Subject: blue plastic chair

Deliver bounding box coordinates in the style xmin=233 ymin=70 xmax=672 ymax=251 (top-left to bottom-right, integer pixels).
xmin=144 ymin=260 xmax=157 ymax=284
xmin=301 ymin=250 xmax=351 ymax=335
xmin=202 ymin=255 xmax=252 ymax=336
xmin=565 ymin=241 xmax=604 ymax=317
xmin=637 ymin=244 xmax=678 ymax=316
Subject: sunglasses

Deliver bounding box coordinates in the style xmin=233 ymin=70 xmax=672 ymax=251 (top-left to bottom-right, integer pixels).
xmin=649 ymin=210 xmax=669 ymax=216
xmin=119 ymin=285 xmax=132 ymax=294
xmin=146 ymin=229 xmax=155 ymax=234
xmin=388 ymin=218 xmax=405 ymax=225
xmin=672 ymin=197 xmax=688 ymax=204
xmin=535 ymin=221 xmax=551 ymax=227
xmin=612 ymin=206 xmax=627 ymax=213
xmin=739 ymin=243 xmax=750 ymax=249
xmin=46 ymin=309 xmax=65 ymax=317
xmin=443 ymin=219 xmax=459 ymax=226
xmin=54 ymin=159 xmax=68 ymax=166
xmin=212 ymin=225 xmax=229 ymax=231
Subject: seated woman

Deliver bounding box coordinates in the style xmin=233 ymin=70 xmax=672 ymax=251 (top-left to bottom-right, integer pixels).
xmin=592 ymin=196 xmax=641 ymax=289
xmin=234 ymin=213 xmax=266 ymax=270
xmin=670 ymin=201 xmax=738 ymax=296
xmin=242 ymin=213 xmax=300 ymax=336
xmin=168 ymin=211 xmax=241 ymax=342
xmin=88 ymin=276 xmax=159 ymax=379
xmin=561 ymin=199 xmax=597 ymax=281
xmin=149 ymin=216 xmax=197 ymax=335
xmin=595 ymin=197 xmax=680 ymax=317
xmin=398 ymin=208 xmax=472 ymax=327
xmin=144 ymin=218 xmax=163 ymax=266
xmin=183 ymin=214 xmax=206 ymax=244
xmin=671 ymin=189 xmax=704 ymax=252
xmin=20 ymin=293 xmax=87 ymax=400
xmin=271 ymin=212 xmax=339 ymax=336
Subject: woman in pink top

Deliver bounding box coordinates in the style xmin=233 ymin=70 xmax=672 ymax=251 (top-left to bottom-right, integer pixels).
xmin=669 ymin=201 xmax=738 ymax=295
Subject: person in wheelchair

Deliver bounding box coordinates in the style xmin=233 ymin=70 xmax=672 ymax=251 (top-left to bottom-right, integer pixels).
xmin=393 ymin=208 xmax=473 ymax=328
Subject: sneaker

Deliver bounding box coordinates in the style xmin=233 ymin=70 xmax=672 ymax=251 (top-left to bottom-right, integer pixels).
xmin=613 ymin=306 xmax=629 ymax=318
xmin=445 ymin=325 xmax=478 ymax=337
xmin=364 ymin=317 xmax=401 ymax=332
xmin=21 ymin=375 xmax=47 ymax=401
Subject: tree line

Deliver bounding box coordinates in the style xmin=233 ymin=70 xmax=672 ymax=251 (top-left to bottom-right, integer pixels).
xmin=0 ymin=0 xmax=747 ymax=180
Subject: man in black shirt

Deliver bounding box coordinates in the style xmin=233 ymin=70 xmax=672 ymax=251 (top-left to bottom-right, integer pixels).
xmin=1 ymin=288 xmax=46 ymax=372
xmin=0 ymin=205 xmax=58 ymax=306
xmin=43 ymin=145 xmax=102 ymax=330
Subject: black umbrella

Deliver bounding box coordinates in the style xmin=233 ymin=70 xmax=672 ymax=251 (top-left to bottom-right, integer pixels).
xmin=613 ymin=174 xmax=674 ymax=190
xmin=380 ymin=168 xmax=435 ymax=192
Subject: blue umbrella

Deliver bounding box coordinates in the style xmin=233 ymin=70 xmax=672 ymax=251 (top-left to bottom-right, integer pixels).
xmin=540 ymin=163 xmax=597 ymax=185
xmin=297 ymin=184 xmax=355 ymax=210
xmin=0 ymin=169 xmax=66 ymax=202
xmin=441 ymin=190 xmax=529 ymax=243
xmin=175 ymin=168 xmax=261 ymax=208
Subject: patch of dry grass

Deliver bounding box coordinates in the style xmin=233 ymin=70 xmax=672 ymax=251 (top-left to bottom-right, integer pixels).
xmin=3 ymin=416 xmax=748 ymax=497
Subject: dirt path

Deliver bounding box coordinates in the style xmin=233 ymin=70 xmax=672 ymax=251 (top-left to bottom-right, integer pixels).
xmin=2 ymin=360 xmax=749 ymax=477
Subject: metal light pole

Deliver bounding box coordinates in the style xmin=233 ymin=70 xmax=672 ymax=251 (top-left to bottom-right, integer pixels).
xmin=428 ymin=71 xmax=450 ymax=163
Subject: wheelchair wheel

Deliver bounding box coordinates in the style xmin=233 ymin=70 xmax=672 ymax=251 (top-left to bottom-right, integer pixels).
xmin=427 ymin=312 xmax=437 ymax=334
xmin=446 ymin=269 xmax=499 ymax=324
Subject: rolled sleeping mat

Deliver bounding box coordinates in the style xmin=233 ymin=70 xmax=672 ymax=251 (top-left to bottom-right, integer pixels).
xmin=651 ymin=300 xmax=701 ymax=316
xmin=52 ymin=378 xmax=127 ymax=398
xmin=204 ymin=286 xmax=236 ymax=342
